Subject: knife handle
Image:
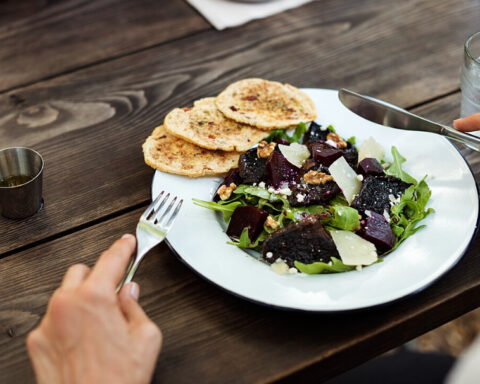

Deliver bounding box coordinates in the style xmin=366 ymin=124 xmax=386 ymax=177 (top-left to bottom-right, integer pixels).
xmin=441 ymin=126 xmax=480 ymax=152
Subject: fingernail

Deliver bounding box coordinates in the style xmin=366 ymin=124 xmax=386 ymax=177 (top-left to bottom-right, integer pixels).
xmin=127 ymin=282 xmax=140 ymax=301
xmin=121 ymin=234 xmax=134 ymax=240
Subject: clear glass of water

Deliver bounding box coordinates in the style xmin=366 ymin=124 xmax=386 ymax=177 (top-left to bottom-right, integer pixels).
xmin=461 ymin=32 xmax=480 ymax=117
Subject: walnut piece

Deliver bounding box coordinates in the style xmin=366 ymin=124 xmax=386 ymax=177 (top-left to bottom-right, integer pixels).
xmin=217 ymin=183 xmax=237 ymax=200
xmin=257 ymin=141 xmax=276 ymax=158
xmin=327 ymin=132 xmax=347 ymax=149
xmin=265 ymin=215 xmax=279 ymax=229
xmin=303 ymin=170 xmax=333 ymax=185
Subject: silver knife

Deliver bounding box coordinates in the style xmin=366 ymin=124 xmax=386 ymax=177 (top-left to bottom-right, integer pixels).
xmin=338 ymin=89 xmax=480 ymax=152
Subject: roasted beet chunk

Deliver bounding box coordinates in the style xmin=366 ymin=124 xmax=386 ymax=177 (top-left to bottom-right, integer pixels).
xmin=341 ymin=142 xmax=358 ymax=168
xmin=238 ymin=148 xmax=269 ymax=184
xmin=352 ymin=175 xmax=411 ymax=215
xmin=266 ymin=151 xmax=301 ymax=188
xmin=288 ymin=182 xmax=340 ymax=207
xmin=262 ymin=217 xmax=339 ymax=267
xmin=303 ymin=121 xmax=329 ymax=144
xmin=308 ymin=142 xmax=343 ymax=166
xmin=213 ymin=169 xmax=242 ymax=202
xmin=357 ymin=158 xmax=384 ymax=176
xmin=360 ymin=211 xmax=395 ymax=253
xmin=226 ymin=206 xmax=268 ymax=241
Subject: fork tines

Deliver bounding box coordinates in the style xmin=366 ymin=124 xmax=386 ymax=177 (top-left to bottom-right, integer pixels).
xmin=142 ymin=191 xmax=183 ymax=229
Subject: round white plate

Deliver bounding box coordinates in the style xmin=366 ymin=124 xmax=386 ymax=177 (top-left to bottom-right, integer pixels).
xmin=152 ymin=88 xmax=479 ymax=312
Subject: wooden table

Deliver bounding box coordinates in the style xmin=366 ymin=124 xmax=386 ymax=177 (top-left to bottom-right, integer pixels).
xmin=1 ymin=1 xmax=480 ymax=382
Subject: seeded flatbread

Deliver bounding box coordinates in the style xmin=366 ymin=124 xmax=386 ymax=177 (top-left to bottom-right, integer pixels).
xmin=164 ymin=97 xmax=268 ymax=152
xmin=215 ymin=78 xmax=317 ymax=130
xmin=143 ymin=126 xmax=240 ymax=177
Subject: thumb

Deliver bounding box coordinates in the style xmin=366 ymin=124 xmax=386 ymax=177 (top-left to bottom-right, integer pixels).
xmin=453 ymin=113 xmax=480 ymax=132
xmin=118 ymin=282 xmax=149 ymax=324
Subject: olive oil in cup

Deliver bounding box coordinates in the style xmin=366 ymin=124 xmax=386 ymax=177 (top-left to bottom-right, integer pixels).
xmin=0 ymin=148 xmax=44 ymax=219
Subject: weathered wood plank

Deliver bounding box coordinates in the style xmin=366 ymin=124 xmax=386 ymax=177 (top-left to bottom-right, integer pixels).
xmin=1 ymin=0 xmax=479 ymax=254
xmin=0 ymin=0 xmax=210 ymax=92
xmin=1 ymin=177 xmax=479 ymax=383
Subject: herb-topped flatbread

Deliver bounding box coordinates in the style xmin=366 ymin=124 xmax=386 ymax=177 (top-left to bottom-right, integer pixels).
xmin=164 ymin=97 xmax=268 ymax=152
xmin=215 ymin=78 xmax=317 ymax=130
xmin=143 ymin=126 xmax=240 ymax=177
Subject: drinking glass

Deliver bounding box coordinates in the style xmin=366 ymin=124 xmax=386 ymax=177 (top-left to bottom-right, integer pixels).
xmin=461 ymin=32 xmax=480 ymax=117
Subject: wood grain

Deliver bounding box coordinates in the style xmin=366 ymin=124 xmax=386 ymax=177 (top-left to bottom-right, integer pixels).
xmin=1 ymin=189 xmax=479 ymax=383
xmin=0 ymin=0 xmax=210 ymax=92
xmin=1 ymin=0 xmax=480 ymax=255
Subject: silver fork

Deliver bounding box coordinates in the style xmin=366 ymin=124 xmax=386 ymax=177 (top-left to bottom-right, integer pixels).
xmin=117 ymin=191 xmax=183 ymax=291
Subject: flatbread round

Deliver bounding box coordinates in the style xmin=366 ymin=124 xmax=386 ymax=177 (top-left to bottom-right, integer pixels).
xmin=215 ymin=78 xmax=317 ymax=130
xmin=143 ymin=126 xmax=240 ymax=177
xmin=164 ymin=97 xmax=268 ymax=151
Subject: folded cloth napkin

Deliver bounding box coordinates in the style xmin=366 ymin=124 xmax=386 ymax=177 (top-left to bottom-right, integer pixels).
xmin=186 ymin=0 xmax=313 ymax=30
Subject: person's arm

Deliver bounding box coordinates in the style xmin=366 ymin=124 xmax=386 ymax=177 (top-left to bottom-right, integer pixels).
xmin=453 ymin=113 xmax=480 ymax=132
xmin=26 ymin=234 xmax=162 ymax=384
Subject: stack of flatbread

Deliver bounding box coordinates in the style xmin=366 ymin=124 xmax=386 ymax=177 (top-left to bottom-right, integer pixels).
xmin=143 ymin=78 xmax=317 ymax=177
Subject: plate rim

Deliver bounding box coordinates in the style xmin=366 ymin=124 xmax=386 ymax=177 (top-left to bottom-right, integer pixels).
xmin=151 ymin=88 xmax=480 ymax=313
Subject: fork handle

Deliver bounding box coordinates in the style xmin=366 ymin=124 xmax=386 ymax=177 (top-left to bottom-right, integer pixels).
xmin=116 ymin=248 xmax=149 ymax=292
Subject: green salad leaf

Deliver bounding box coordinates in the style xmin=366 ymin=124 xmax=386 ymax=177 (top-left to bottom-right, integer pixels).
xmin=329 ymin=206 xmax=361 ymax=231
xmin=192 ymin=199 xmax=242 ymax=222
xmin=385 ymin=146 xmax=417 ymax=185
xmin=389 ymin=177 xmax=434 ymax=251
xmin=346 ymin=136 xmax=356 ymax=145
xmin=265 ymin=122 xmax=308 ymax=144
xmin=295 ymin=257 xmax=355 ymax=274
xmin=228 ymin=227 xmax=268 ymax=251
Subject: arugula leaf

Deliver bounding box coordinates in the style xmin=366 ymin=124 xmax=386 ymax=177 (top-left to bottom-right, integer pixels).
xmin=234 ymin=185 xmax=271 ymax=200
xmin=228 ymin=227 xmax=268 ymax=251
xmin=389 ymin=179 xmax=434 ymax=251
xmin=192 ymin=199 xmax=242 ymax=222
xmin=291 ymin=122 xmax=308 ymax=143
xmin=329 ymin=206 xmax=361 ymax=231
xmin=329 ymin=194 xmax=349 ymax=207
xmin=326 ymin=124 xmax=336 ymax=133
xmin=265 ymin=122 xmax=308 ymax=144
xmin=385 ymin=146 xmax=417 ymax=185
xmin=346 ymin=136 xmax=356 ymax=145
xmin=295 ymin=257 xmax=355 ymax=274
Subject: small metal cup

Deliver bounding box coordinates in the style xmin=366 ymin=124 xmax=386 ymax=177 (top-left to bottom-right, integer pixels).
xmin=0 ymin=148 xmax=44 ymax=219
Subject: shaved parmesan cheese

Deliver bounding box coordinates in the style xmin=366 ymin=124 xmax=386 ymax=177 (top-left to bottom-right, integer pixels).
xmin=279 ymin=143 xmax=310 ymax=168
xmin=330 ymin=230 xmax=378 ymax=266
xmin=358 ymin=137 xmax=385 ymax=162
xmin=329 ymin=157 xmax=362 ymax=204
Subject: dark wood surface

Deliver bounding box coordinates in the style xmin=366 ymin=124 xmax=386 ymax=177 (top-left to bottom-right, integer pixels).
xmin=1 ymin=1 xmax=479 ymax=383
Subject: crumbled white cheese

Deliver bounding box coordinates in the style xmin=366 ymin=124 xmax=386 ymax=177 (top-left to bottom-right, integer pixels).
xmin=288 ymin=267 xmax=298 ymax=275
xmin=258 ymin=181 xmax=266 ymax=189
xmin=296 ymin=193 xmax=305 ymax=203
xmin=268 ymin=187 xmax=276 ymax=194
xmin=266 ymin=252 xmax=273 ymax=259
xmin=326 ymin=139 xmax=338 ymax=148
xmin=356 ymin=174 xmax=364 ymax=181
xmin=383 ymin=209 xmax=390 ymax=222
xmin=277 ymin=186 xmax=292 ymax=196
xmin=320 ymin=125 xmax=328 ymax=131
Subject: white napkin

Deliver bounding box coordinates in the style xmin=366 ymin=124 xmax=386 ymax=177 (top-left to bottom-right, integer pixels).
xmin=186 ymin=0 xmax=313 ymax=30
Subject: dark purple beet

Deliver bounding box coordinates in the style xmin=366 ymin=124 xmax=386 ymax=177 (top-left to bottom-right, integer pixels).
xmin=266 ymin=151 xmax=300 ymax=188
xmin=226 ymin=206 xmax=268 ymax=241
xmin=360 ymin=211 xmax=395 ymax=253
xmin=302 ymin=121 xmax=329 ymax=144
xmin=273 ymin=138 xmax=290 ymax=145
xmin=213 ymin=169 xmax=243 ymax=202
xmin=308 ymin=142 xmax=343 ymax=166
xmin=357 ymin=158 xmax=384 ymax=176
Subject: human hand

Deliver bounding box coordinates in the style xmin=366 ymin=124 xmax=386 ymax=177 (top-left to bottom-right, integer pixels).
xmin=26 ymin=234 xmax=162 ymax=384
xmin=454 ymin=113 xmax=480 ymax=132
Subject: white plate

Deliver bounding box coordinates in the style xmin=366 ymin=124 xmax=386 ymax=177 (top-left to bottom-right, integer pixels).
xmin=152 ymin=89 xmax=479 ymax=312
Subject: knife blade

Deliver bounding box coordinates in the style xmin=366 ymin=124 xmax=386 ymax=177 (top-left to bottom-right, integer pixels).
xmin=338 ymin=89 xmax=480 ymax=152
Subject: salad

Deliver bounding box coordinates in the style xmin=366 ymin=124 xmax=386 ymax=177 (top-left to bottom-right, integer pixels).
xmin=194 ymin=122 xmax=434 ymax=275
